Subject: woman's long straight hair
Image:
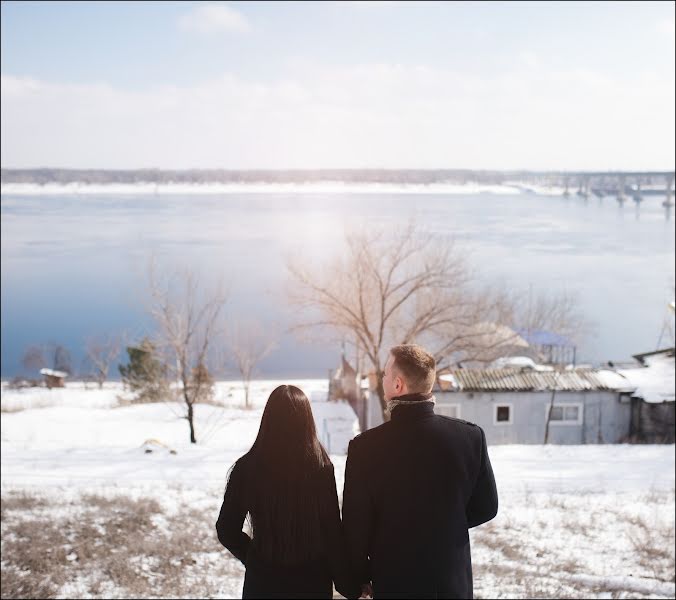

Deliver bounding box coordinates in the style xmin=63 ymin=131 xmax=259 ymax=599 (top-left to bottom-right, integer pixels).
xmin=228 ymin=384 xmax=332 ymax=565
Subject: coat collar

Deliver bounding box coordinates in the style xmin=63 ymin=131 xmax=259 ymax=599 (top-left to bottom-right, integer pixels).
xmin=388 ymin=392 xmax=436 ymax=422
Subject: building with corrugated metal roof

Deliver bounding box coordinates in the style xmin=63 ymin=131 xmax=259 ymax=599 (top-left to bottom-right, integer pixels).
xmin=362 ymin=349 xmax=674 ymax=444
xmin=432 ymin=367 xmax=634 ymax=444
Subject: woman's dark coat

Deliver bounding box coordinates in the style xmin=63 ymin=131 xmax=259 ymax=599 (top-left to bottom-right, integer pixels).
xmin=216 ymin=458 xmax=361 ymax=599
xmin=341 ymin=394 xmax=499 ymax=599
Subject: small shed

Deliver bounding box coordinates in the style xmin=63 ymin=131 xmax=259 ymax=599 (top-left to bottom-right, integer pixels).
xmin=40 ymin=368 xmax=68 ymax=389
xmin=516 ymin=329 xmax=577 ymax=366
xmin=618 ymin=348 xmax=675 ymax=443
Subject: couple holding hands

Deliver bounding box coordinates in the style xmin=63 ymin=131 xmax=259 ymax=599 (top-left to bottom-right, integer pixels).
xmin=216 ymin=344 xmax=498 ymax=599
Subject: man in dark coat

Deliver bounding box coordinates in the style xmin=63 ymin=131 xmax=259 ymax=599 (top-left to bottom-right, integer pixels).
xmin=342 ymin=344 xmax=498 ymax=599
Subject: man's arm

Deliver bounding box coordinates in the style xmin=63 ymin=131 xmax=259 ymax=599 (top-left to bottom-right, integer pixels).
xmin=465 ymin=425 xmax=498 ymax=528
xmin=342 ymin=437 xmax=372 ymax=586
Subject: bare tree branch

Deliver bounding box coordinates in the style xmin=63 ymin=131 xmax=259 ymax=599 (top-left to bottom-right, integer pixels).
xmin=287 ymin=222 xmax=590 ymax=422
xmin=228 ymin=319 xmax=278 ymax=409
xmin=146 ymin=260 xmax=228 ymax=443
xmin=84 ymin=334 xmax=121 ymax=388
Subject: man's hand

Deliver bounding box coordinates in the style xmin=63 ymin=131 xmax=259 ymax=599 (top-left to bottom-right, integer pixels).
xmin=359 ymin=582 xmax=373 ymax=598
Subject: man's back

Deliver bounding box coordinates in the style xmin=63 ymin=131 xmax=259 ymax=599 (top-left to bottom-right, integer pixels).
xmin=342 ymin=399 xmax=498 ymax=599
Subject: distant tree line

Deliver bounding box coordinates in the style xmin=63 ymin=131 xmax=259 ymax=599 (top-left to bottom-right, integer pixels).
xmin=2 ymin=168 xmax=575 ymax=185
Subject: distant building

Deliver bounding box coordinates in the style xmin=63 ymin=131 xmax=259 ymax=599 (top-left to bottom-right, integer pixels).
xmin=360 ymin=348 xmax=674 ymax=444
xmin=328 ymin=354 xmax=370 ymax=432
xmin=437 ymin=367 xmax=637 ymax=444
xmin=437 ymin=322 xmax=536 ymax=369
xmin=362 ymin=365 xmax=633 ymax=444
xmin=39 ymin=368 xmax=68 ymax=389
xmin=619 ymin=348 xmax=675 ymax=443
xmin=515 ymin=329 xmax=578 ymax=366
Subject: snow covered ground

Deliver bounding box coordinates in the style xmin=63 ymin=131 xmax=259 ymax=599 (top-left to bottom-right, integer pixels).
xmin=1 ymin=381 xmax=674 ymax=599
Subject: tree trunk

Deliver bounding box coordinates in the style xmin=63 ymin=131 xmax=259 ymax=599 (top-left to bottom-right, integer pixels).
xmin=187 ymin=402 xmax=197 ymax=444
xmin=544 ymin=389 xmax=556 ymax=444
xmin=376 ymin=369 xmax=389 ymax=423
xmin=597 ymin=400 xmax=603 ymax=443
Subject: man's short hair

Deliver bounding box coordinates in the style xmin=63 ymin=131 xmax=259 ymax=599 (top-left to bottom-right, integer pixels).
xmin=390 ymin=344 xmax=436 ymax=393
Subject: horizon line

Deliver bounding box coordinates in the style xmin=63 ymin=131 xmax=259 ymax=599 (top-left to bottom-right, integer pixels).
xmin=2 ymin=167 xmax=675 ymax=175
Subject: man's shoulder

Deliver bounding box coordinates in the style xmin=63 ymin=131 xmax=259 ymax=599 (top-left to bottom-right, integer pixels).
xmin=348 ymin=421 xmax=392 ymax=451
xmin=435 ymin=414 xmax=485 ymax=441
xmin=435 ymin=413 xmax=480 ymax=429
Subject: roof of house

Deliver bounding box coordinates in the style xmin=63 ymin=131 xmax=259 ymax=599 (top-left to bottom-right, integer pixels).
xmin=438 ymin=367 xmax=634 ymax=393
xmin=488 ymin=356 xmax=554 ymax=371
xmin=39 ymin=368 xmax=68 ymax=378
xmin=619 ymin=350 xmax=675 ymax=403
xmin=631 ymin=347 xmax=675 ymax=365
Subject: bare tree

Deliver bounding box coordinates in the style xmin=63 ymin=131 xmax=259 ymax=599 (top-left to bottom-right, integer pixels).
xmin=46 ymin=343 xmax=72 ymax=375
xmin=544 ymin=388 xmax=557 ymax=444
xmin=509 ymin=285 xmax=592 ymax=348
xmin=79 ymin=357 xmax=95 ymax=390
xmin=429 ymin=285 xmax=591 ymax=369
xmin=21 ymin=345 xmax=46 ymax=375
xmin=288 ymin=222 xmax=591 ymax=422
xmin=287 ymin=222 xmax=519 ymax=420
xmin=229 ymin=320 xmax=278 ymax=408
xmin=412 ymin=284 xmax=528 ymax=369
xmin=84 ymin=334 xmax=121 ymax=389
xmin=147 ymin=262 xmax=227 ymax=444
xmin=656 ymin=279 xmax=675 ymax=348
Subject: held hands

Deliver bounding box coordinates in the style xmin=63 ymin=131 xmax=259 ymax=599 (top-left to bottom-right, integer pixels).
xmin=359 ymin=582 xmax=373 ymax=599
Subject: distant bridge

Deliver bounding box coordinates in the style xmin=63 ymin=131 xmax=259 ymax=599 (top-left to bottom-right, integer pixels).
xmin=514 ymin=171 xmax=675 ymax=206
xmin=1 ymin=168 xmax=674 ymax=205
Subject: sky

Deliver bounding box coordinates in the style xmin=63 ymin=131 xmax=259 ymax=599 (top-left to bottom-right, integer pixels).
xmin=1 ymin=0 xmax=675 ymax=170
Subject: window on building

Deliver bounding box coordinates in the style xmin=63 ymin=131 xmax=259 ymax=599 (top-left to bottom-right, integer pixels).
xmin=494 ymin=404 xmax=512 ymax=424
xmin=547 ymin=404 xmax=582 ymax=424
xmin=436 ymin=404 xmax=461 ymax=418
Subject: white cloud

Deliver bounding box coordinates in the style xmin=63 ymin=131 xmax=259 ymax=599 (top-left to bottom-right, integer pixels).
xmin=340 ymin=1 xmax=398 ymax=5
xmin=1 ymin=62 xmax=674 ymax=170
xmin=0 ymin=75 xmax=42 ymax=94
xmin=177 ymin=4 xmax=251 ymax=34
xmin=657 ymin=18 xmax=675 ymax=38
xmin=338 ymin=1 xmax=442 ymax=6
xmin=518 ymin=51 xmax=540 ymax=69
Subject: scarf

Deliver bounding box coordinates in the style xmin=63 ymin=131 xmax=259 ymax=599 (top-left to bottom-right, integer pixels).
xmin=385 ymin=391 xmax=436 ymax=417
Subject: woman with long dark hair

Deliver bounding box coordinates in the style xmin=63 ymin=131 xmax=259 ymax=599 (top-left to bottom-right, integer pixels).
xmin=216 ymin=385 xmax=361 ymax=599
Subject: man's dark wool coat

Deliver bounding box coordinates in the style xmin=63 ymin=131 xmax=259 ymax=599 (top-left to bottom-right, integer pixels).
xmin=342 ymin=392 xmax=499 ymax=599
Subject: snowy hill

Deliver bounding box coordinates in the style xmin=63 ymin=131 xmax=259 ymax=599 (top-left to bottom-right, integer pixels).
xmin=1 ymin=380 xmax=674 ymax=599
